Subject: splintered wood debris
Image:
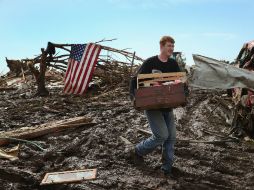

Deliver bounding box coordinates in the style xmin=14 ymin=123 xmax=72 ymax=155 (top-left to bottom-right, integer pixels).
xmin=0 ymin=144 xmax=20 ymax=161
xmin=0 ymin=116 xmax=96 ymax=146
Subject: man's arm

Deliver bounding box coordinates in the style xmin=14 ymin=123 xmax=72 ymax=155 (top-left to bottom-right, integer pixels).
xmin=129 ymin=59 xmax=151 ymax=101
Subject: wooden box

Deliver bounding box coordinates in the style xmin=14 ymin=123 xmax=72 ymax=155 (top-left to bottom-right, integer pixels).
xmin=134 ymin=72 xmax=187 ymax=110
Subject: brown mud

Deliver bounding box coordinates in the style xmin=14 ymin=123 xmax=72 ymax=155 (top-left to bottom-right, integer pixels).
xmin=1 ymin=84 xmax=254 ymax=190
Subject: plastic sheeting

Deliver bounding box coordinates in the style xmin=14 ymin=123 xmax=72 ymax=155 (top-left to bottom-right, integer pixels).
xmin=189 ymin=54 xmax=254 ymax=90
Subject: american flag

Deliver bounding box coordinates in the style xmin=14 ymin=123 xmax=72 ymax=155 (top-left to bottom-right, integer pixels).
xmin=63 ymin=43 xmax=101 ymax=95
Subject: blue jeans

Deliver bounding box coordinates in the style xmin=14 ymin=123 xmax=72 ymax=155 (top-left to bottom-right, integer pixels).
xmin=135 ymin=109 xmax=176 ymax=172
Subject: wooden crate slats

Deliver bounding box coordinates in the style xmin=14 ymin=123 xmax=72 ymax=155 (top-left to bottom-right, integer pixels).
xmin=137 ymin=72 xmax=186 ymax=80
xmin=137 ymin=72 xmax=187 ymax=88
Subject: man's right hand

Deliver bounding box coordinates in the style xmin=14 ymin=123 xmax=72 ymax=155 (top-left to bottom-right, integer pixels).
xmin=131 ymin=98 xmax=136 ymax=107
xmin=130 ymin=94 xmax=136 ymax=107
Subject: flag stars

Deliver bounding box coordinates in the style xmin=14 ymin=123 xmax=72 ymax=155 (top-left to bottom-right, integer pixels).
xmin=70 ymin=44 xmax=86 ymax=62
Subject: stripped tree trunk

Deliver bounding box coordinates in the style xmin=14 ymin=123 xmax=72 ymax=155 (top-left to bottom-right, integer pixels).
xmin=28 ymin=48 xmax=49 ymax=96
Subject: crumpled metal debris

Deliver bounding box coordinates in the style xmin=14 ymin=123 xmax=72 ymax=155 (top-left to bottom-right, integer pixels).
xmin=189 ymin=54 xmax=254 ymax=90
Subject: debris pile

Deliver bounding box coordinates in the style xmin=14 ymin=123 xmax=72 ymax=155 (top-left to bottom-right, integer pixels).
xmin=1 ymin=71 xmax=254 ymax=189
xmin=229 ymin=40 xmax=254 ymax=138
xmin=1 ymin=42 xmax=254 ymax=189
xmin=1 ymin=40 xmax=143 ymax=97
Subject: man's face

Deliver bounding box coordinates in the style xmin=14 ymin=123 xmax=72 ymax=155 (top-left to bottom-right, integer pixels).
xmin=160 ymin=42 xmax=174 ymax=57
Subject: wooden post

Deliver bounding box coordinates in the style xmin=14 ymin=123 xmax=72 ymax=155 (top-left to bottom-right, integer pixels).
xmin=36 ymin=48 xmax=49 ymax=96
xmin=129 ymin=51 xmax=136 ymax=78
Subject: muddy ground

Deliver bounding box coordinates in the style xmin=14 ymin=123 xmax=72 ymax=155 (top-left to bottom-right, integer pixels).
xmin=1 ymin=82 xmax=254 ymax=190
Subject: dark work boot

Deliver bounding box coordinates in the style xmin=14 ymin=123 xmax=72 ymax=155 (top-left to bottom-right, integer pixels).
xmin=129 ymin=146 xmax=144 ymax=165
xmin=161 ymin=150 xmax=174 ymax=178
xmin=162 ymin=168 xmax=174 ymax=178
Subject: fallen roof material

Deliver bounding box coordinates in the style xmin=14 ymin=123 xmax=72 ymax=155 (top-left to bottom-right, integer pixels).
xmin=189 ymin=54 xmax=254 ymax=90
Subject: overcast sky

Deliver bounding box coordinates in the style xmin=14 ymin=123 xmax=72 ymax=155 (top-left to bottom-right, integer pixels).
xmin=0 ymin=0 xmax=253 ymax=73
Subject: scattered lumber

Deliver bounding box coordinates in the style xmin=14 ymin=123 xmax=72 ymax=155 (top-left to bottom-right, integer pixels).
xmin=136 ymin=128 xmax=239 ymax=144
xmin=119 ymin=136 xmax=132 ymax=145
xmin=137 ymin=128 xmax=152 ymax=135
xmin=0 ymin=87 xmax=17 ymax=91
xmin=0 ymin=116 xmax=96 ymax=146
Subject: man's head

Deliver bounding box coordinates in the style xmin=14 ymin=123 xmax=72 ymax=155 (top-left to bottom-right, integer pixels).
xmin=159 ymin=36 xmax=175 ymax=57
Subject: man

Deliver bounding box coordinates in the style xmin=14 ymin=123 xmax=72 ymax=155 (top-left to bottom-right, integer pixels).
xmin=129 ymin=36 xmax=183 ymax=177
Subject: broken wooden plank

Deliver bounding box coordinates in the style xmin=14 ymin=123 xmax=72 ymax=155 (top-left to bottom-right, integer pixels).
xmin=119 ymin=136 xmax=132 ymax=145
xmin=0 ymin=87 xmax=18 ymax=91
xmin=137 ymin=128 xmax=152 ymax=135
xmin=137 ymin=128 xmax=239 ymax=144
xmin=183 ymin=139 xmax=239 ymax=144
xmin=42 ymin=106 xmax=61 ymax=113
xmin=40 ymin=169 xmax=97 ymax=185
xmin=0 ymin=116 xmax=96 ymax=146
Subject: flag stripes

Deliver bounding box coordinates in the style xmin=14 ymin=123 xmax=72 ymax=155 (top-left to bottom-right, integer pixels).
xmin=63 ymin=43 xmax=101 ymax=95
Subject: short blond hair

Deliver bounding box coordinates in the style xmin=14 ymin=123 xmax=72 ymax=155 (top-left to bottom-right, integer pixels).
xmin=160 ymin=36 xmax=175 ymax=46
